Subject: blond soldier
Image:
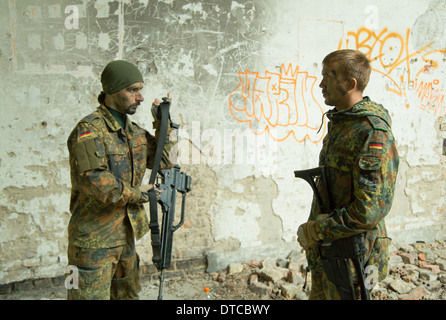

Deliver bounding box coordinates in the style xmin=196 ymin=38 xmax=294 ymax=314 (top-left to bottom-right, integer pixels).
xmin=297 ymin=50 xmax=399 ymax=299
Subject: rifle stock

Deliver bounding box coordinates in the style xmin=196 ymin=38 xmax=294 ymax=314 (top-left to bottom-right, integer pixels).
xmin=294 ymin=166 xmax=331 ymax=214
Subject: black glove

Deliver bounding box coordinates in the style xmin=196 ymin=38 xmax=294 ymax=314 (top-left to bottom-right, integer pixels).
xmin=151 ymin=97 xmax=170 ymax=121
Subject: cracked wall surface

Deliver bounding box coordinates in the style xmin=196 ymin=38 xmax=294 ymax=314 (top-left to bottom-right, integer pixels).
xmin=0 ymin=0 xmax=445 ymax=285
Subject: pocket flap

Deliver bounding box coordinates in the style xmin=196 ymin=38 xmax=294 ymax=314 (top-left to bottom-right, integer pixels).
xmin=75 ymin=139 xmax=101 ymax=173
xmin=359 ymin=156 xmax=382 ymax=171
xmin=105 ymin=142 xmax=128 ymax=155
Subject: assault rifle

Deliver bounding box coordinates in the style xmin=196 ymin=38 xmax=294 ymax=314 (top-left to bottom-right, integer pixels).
xmin=148 ymin=97 xmax=192 ymax=300
xmin=151 ymin=165 xmax=191 ymax=300
xmin=294 ymin=166 xmax=370 ymax=300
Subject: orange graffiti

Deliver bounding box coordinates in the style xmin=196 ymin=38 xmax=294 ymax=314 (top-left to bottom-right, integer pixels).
xmin=415 ymin=79 xmax=445 ymax=116
xmin=339 ymin=27 xmax=446 ymax=118
xmin=228 ymin=64 xmax=326 ymax=143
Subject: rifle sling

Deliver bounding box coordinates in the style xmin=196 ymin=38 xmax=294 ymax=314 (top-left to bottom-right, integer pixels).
xmin=149 ymin=190 xmax=161 ymax=267
xmin=148 ymin=102 xmax=171 ymax=270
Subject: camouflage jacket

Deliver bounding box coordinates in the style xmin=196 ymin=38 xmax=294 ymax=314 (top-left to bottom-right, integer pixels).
xmin=306 ymin=97 xmax=399 ymax=280
xmin=67 ymin=104 xmax=174 ymax=249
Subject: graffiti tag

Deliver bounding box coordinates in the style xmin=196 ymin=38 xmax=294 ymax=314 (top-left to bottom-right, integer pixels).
xmin=229 ymin=63 xmax=326 ymax=143
xmin=339 ymin=26 xmax=446 ymax=118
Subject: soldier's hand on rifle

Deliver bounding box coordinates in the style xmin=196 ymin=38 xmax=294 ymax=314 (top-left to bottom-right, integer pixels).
xmin=138 ymin=185 xmax=163 ymax=203
xmin=151 ymin=93 xmax=172 ymax=121
xmin=138 ymin=191 xmax=150 ymax=203
xmin=297 ymin=218 xmax=325 ymax=250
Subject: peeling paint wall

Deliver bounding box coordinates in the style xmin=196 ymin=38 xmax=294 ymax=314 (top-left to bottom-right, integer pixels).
xmin=0 ymin=0 xmax=445 ymax=285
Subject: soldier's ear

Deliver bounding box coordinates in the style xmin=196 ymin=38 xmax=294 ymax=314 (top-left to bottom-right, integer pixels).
xmin=347 ymin=78 xmax=358 ymax=91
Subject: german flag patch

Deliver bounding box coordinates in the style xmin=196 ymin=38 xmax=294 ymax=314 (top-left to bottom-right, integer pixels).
xmin=79 ymin=131 xmax=92 ymax=139
xmin=369 ymin=142 xmax=383 ymax=150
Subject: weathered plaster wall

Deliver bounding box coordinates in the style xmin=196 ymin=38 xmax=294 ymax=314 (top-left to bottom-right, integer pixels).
xmin=0 ymin=0 xmax=445 ymax=285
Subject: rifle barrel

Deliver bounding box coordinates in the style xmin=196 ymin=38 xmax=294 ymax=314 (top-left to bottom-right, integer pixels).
xmin=158 ymin=269 xmax=165 ymax=300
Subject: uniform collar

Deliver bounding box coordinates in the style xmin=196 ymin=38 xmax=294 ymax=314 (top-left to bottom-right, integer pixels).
xmin=326 ymin=96 xmax=371 ymax=120
xmin=98 ymin=104 xmax=134 ymax=134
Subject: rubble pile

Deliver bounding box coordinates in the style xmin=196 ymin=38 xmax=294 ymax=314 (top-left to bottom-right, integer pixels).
xmin=1 ymin=240 xmax=445 ymax=300
xmin=373 ymin=241 xmax=446 ymax=300
xmin=207 ymin=240 xmax=446 ymax=300
xmin=208 ymin=251 xmax=310 ymax=300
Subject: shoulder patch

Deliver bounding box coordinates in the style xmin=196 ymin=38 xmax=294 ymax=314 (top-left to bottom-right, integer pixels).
xmin=79 ymin=131 xmax=92 ymax=139
xmin=367 ymin=116 xmax=389 ymax=132
xmin=369 ymin=142 xmax=383 ymax=150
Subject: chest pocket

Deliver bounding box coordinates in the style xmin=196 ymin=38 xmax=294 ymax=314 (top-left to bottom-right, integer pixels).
xmin=358 ymin=156 xmax=382 ymax=192
xmin=323 ymin=147 xmax=355 ymax=207
xmin=104 ymin=134 xmax=128 ymax=155
xmin=103 ymin=132 xmax=131 ymax=180
xmin=324 ymin=146 xmax=355 ymax=172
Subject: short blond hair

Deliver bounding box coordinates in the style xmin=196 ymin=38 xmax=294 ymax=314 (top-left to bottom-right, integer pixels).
xmin=322 ymin=49 xmax=371 ymax=92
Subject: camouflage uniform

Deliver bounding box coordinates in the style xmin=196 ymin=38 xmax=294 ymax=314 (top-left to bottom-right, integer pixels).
xmin=306 ymin=97 xmax=399 ymax=299
xmin=66 ymin=104 xmax=174 ymax=299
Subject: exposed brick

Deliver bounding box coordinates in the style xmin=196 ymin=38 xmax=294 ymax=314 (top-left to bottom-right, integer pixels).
xmin=249 ymin=282 xmax=272 ymax=296
xmin=249 ymin=274 xmax=258 ymax=284
xmin=0 ymin=283 xmax=13 ymax=295
xmin=259 ymin=266 xmax=288 ymax=283
xmin=398 ymin=287 xmax=427 ymax=300
xmin=437 ymin=259 xmax=446 ymax=271
xmin=216 ymin=272 xmax=226 ymax=283
xmin=389 ymin=278 xmax=412 ymax=294
xmin=287 ymin=270 xmax=304 ymax=285
xmin=228 ymin=263 xmax=244 ymax=274
xmin=14 ymin=280 xmax=34 ymax=292
xmin=402 ymin=267 xmax=419 ymax=282
xmin=248 ymin=260 xmax=261 ymax=268
xmin=162 ymin=269 xmax=185 ymax=280
xmin=140 ymin=264 xmax=157 ymax=275
xmin=419 ymin=270 xmax=438 ymax=281
xmin=417 ymin=261 xmax=441 ymax=274
xmin=261 ymin=258 xmax=277 ymax=268
xmin=397 ymin=251 xmax=415 ymax=264
xmin=288 ymin=256 xmax=307 ymax=273
xmin=280 ymin=283 xmax=300 ymax=299
xmin=175 ymin=257 xmax=206 ymax=271
xmin=52 ymin=276 xmax=65 ymax=287
xmin=424 ymin=265 xmax=440 ymax=274
xmin=33 ymin=278 xmax=52 ymax=290
xmin=436 ymin=259 xmax=446 ymax=271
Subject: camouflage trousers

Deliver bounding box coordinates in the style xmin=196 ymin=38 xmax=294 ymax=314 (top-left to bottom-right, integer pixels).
xmin=66 ymin=241 xmax=141 ymax=300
